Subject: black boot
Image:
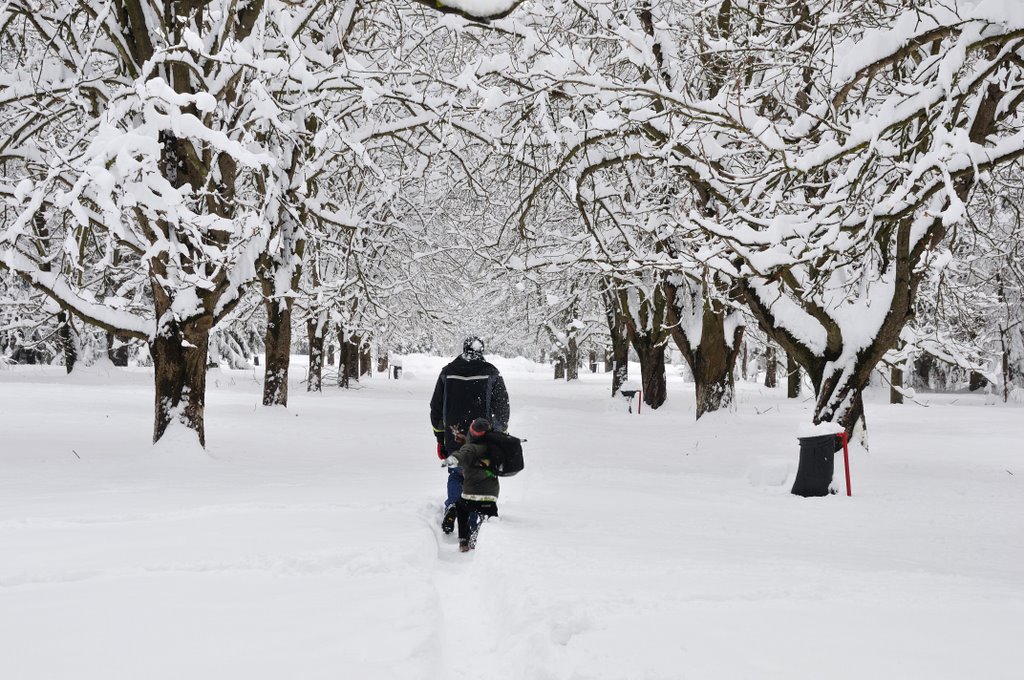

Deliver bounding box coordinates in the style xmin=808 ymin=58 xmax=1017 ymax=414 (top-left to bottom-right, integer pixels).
xmin=441 ymin=505 xmax=457 ymax=535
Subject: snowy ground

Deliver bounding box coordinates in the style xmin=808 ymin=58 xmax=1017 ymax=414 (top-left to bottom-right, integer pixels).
xmin=1 ymin=355 xmax=1022 ymax=680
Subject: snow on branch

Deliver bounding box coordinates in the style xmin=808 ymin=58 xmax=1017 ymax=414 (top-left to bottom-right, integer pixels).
xmin=412 ymin=0 xmax=524 ymax=21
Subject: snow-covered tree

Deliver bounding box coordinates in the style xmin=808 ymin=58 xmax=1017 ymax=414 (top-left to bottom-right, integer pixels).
xmin=0 ymin=1 xmax=361 ymax=444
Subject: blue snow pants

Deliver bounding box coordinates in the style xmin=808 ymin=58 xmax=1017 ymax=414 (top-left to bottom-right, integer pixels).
xmin=445 ymin=468 xmax=479 ymax=534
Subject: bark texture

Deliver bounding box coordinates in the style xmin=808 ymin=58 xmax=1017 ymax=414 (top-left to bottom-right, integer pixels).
xmin=151 ymin=314 xmax=211 ymax=446
xmin=261 ymin=296 xmax=293 ymax=406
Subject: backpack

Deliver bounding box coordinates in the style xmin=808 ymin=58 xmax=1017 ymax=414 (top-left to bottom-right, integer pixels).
xmin=481 ymin=431 xmax=525 ymax=477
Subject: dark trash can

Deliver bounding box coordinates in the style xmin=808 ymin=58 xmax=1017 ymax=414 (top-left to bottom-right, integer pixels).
xmin=791 ymin=433 xmax=842 ymax=497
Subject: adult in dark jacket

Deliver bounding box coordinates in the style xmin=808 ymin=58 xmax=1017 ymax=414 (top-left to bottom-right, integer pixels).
xmin=430 ymin=336 xmax=510 ymax=533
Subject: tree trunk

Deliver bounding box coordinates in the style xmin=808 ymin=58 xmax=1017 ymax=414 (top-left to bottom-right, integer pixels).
xmin=787 ymin=352 xmax=801 ymax=398
xmin=360 ymin=345 xmax=372 ymax=377
xmin=740 ymin=342 xmax=749 ymax=380
xmin=106 ymin=332 xmax=130 ymax=367
xmin=890 ymin=364 xmax=904 ymax=404
xmin=632 ymin=337 xmax=667 ymax=409
xmin=306 ymin=314 xmax=327 ymax=392
xmin=914 ymin=352 xmax=937 ymax=390
xmin=262 ymin=297 xmax=292 ymax=406
xmin=603 ymin=349 xmax=612 ymax=373
xmin=813 ymin=370 xmax=868 ymax=444
xmin=348 ymin=336 xmax=362 ymax=382
xmin=378 ymin=351 xmax=389 ymax=373
xmin=337 ymin=328 xmax=350 ymax=388
xmin=565 ymin=337 xmax=579 ymax=381
xmin=338 ymin=333 xmax=360 ymax=388
xmin=664 ymin=281 xmax=744 ymax=419
xmin=151 ymin=315 xmax=211 ymax=446
xmin=764 ymin=345 xmax=778 ymax=388
xmin=690 ymin=320 xmax=744 ymax=419
xmin=57 ymin=311 xmax=77 ymax=373
xmin=327 ymin=343 xmax=335 ymax=366
xmin=605 ymin=293 xmax=630 ymax=396
xmin=589 ymin=350 xmax=598 ymax=373
xmin=554 ymin=357 xmax=565 ymax=380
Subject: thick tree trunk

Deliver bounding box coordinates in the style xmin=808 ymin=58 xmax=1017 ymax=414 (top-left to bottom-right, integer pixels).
xmin=603 ymin=349 xmax=612 ymax=373
xmin=589 ymin=350 xmax=598 ymax=373
xmin=554 ymin=357 xmax=565 ymax=380
xmin=306 ymin=314 xmax=327 ymax=392
xmin=691 ymin=330 xmax=744 ymax=420
xmin=764 ymin=345 xmax=778 ymax=388
xmin=337 ymin=332 xmax=360 ymax=388
xmin=612 ymin=356 xmax=628 ymax=396
xmin=57 ymin=311 xmax=77 ymax=373
xmin=632 ymin=337 xmax=667 ymax=409
xmin=326 ymin=344 xmax=335 ymax=366
xmin=890 ymin=364 xmax=904 ymax=404
xmin=378 ymin=351 xmax=388 ymax=373
xmin=566 ymin=337 xmax=579 ymax=381
xmin=813 ymin=370 xmax=868 ymax=444
xmin=740 ymin=342 xmax=749 ymax=381
xmin=664 ymin=282 xmax=744 ymax=419
xmin=151 ymin=315 xmax=211 ymax=446
xmin=262 ymin=297 xmax=292 ymax=406
xmin=787 ymin=352 xmax=801 ymax=398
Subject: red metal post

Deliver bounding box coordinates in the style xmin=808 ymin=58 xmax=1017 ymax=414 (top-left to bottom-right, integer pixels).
xmin=839 ymin=431 xmax=852 ymax=496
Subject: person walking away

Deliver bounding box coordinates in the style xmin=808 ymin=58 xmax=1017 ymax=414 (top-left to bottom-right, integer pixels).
xmin=442 ymin=418 xmax=500 ymax=552
xmin=430 ymin=336 xmax=509 ymax=534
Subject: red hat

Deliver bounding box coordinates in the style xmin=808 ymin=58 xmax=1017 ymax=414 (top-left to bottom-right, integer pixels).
xmin=468 ymin=418 xmax=491 ymax=440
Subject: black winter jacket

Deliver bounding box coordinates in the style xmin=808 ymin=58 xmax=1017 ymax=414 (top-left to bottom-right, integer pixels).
xmin=430 ymin=356 xmax=510 ymax=453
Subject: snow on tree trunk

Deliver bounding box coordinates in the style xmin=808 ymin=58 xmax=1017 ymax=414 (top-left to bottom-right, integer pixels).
xmin=787 ymin=353 xmax=801 ymax=399
xmin=360 ymin=345 xmax=372 ymax=377
xmin=633 ymin=338 xmax=667 ymax=410
xmin=107 ymin=333 xmax=131 ymax=367
xmin=691 ymin=314 xmax=744 ymax=420
xmin=814 ymin=372 xmax=868 ymax=446
xmin=57 ymin=311 xmax=76 ymax=374
xmin=152 ymin=314 xmax=211 ymax=447
xmin=306 ymin=313 xmax=328 ymax=393
xmin=764 ymin=345 xmax=778 ymax=388
xmin=605 ymin=300 xmax=630 ymax=395
xmin=664 ymin=278 xmax=744 ymax=419
xmin=565 ymin=336 xmax=579 ymax=381
xmin=890 ymin=364 xmax=904 ymax=405
xmin=337 ymin=331 xmax=360 ymax=389
xmin=262 ymin=296 xmax=293 ymax=407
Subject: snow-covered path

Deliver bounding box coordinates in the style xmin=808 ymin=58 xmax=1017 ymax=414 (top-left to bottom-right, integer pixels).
xmin=1 ymin=356 xmax=1022 ymax=679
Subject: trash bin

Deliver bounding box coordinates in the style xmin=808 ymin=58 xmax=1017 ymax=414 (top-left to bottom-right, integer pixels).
xmin=791 ymin=433 xmax=842 ymax=497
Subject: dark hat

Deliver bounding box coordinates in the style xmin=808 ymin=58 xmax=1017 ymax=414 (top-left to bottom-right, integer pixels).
xmin=468 ymin=418 xmax=491 ymax=440
xmin=462 ymin=336 xmax=485 ymax=361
